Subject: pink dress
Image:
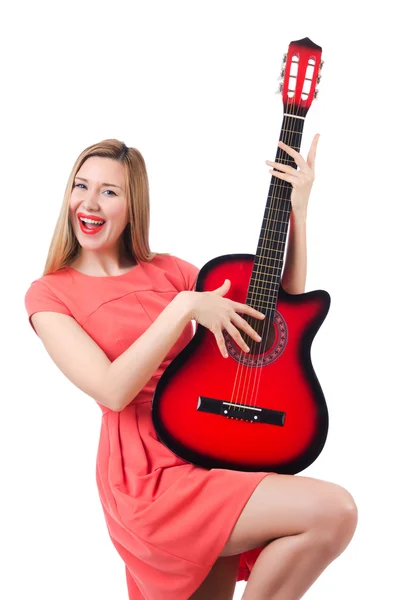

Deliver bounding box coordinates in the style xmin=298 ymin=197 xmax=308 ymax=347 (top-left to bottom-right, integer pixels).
xmin=24 ymin=253 xmax=270 ymax=599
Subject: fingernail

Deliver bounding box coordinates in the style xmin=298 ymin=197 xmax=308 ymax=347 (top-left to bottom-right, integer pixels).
xmin=256 ymin=335 xmax=262 ymax=341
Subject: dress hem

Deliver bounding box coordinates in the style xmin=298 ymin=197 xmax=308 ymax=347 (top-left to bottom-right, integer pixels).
xmin=166 ymin=470 xmax=273 ymax=598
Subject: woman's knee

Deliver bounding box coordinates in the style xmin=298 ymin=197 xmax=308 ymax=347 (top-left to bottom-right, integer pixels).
xmin=312 ymin=484 xmax=358 ymax=558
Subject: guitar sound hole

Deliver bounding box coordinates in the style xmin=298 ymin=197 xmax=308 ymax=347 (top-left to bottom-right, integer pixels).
xmin=224 ymin=310 xmax=287 ymax=366
xmin=240 ymin=315 xmax=276 ymax=355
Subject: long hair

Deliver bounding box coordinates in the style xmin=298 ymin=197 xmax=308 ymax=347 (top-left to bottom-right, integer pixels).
xmin=43 ymin=139 xmax=160 ymax=275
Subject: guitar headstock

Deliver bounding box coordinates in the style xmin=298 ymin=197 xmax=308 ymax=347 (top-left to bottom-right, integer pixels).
xmin=278 ymin=37 xmax=323 ymax=117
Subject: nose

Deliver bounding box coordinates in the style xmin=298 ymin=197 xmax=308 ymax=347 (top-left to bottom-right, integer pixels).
xmin=82 ymin=188 xmax=101 ymax=211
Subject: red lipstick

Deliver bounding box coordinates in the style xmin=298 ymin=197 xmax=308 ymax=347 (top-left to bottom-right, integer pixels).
xmin=77 ymin=212 xmax=106 ymax=235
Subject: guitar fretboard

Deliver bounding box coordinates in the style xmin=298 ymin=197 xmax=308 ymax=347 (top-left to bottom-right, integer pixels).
xmin=246 ymin=111 xmax=306 ymax=316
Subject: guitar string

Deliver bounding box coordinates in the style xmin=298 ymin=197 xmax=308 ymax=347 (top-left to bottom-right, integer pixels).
xmin=231 ymin=83 xmax=307 ymax=414
xmin=248 ymin=67 xmax=315 ymax=412
xmin=248 ymin=107 xmax=301 ymax=410
xmin=228 ymin=53 xmax=315 ymax=415
xmin=227 ymin=106 xmax=291 ymax=410
xmin=242 ymin=103 xmax=299 ymax=411
xmin=229 ymin=98 xmax=298 ymax=411
xmin=228 ymin=70 xmax=294 ymax=412
xmin=234 ymin=114 xmax=290 ymax=409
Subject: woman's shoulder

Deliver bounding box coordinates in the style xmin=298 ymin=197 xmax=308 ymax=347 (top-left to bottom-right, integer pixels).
xmin=24 ymin=269 xmax=74 ymax=334
xmin=25 ymin=267 xmax=70 ymax=296
xmin=25 ymin=267 xmax=74 ymax=300
xmin=148 ymin=253 xmax=200 ymax=292
xmin=150 ymin=252 xmax=197 ymax=269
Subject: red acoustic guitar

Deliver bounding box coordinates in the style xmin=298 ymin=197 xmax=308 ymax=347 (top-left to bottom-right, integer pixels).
xmin=152 ymin=37 xmax=330 ymax=474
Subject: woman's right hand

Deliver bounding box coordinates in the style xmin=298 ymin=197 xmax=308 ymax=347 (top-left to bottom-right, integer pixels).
xmin=181 ymin=279 xmax=265 ymax=358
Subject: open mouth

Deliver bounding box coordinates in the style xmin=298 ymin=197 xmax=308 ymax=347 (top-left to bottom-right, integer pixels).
xmin=77 ymin=214 xmax=106 ymax=235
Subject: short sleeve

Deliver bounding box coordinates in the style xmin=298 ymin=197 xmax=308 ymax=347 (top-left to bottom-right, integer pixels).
xmin=24 ymin=280 xmax=73 ymax=336
xmin=172 ymin=256 xmax=200 ymax=291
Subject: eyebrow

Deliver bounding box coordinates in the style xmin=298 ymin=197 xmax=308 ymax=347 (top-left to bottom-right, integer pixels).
xmin=74 ymin=176 xmax=123 ymax=190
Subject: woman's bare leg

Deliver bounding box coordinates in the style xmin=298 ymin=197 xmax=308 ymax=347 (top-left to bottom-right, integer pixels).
xmin=220 ymin=474 xmax=358 ymax=600
xmin=189 ymin=555 xmax=240 ymax=600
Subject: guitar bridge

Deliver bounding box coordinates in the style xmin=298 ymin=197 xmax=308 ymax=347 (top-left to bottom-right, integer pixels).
xmin=197 ymin=396 xmax=285 ymax=426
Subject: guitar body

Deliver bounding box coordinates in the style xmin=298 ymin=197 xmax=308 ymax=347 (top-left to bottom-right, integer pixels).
xmin=152 ymin=254 xmax=330 ymax=474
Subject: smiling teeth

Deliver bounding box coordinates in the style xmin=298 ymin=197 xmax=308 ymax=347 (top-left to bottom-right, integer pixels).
xmin=80 ymin=217 xmax=105 ymax=225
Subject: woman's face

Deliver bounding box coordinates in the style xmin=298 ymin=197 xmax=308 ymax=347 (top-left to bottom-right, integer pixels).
xmin=69 ymin=157 xmax=129 ymax=250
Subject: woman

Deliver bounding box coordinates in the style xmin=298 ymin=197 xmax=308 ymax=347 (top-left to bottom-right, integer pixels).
xmin=25 ymin=137 xmax=357 ymax=599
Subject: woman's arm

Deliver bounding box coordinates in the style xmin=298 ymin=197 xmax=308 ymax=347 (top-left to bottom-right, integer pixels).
xmin=266 ymin=134 xmax=320 ymax=295
xmin=281 ymin=212 xmax=307 ymax=294
xmin=30 ymin=296 xmax=194 ymax=412
xmin=32 ymin=281 xmax=264 ymax=412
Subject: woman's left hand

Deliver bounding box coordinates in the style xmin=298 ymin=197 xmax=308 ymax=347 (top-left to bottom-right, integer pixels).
xmin=265 ymin=133 xmax=320 ymax=219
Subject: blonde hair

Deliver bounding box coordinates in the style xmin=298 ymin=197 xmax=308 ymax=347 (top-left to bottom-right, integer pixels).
xmin=43 ymin=138 xmax=161 ymax=276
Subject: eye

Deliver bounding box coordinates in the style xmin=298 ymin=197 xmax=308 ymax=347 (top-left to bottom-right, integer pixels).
xmin=73 ymin=183 xmax=116 ymax=195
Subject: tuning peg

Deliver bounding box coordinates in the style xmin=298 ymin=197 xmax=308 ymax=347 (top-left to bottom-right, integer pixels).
xmin=319 ymin=60 xmax=324 ymax=70
xmin=276 ymin=83 xmax=284 ymax=94
xmin=317 ymin=74 xmax=322 ymax=84
xmin=282 ymin=53 xmax=287 ymax=64
xmin=279 ymin=68 xmax=285 ymax=80
xmin=314 ymin=89 xmax=319 ymax=99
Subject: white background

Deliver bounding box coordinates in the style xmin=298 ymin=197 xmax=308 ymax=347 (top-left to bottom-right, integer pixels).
xmin=2 ymin=1 xmax=396 ymax=598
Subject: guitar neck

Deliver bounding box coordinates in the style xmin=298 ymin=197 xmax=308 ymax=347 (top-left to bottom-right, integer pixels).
xmin=246 ymin=113 xmax=305 ymax=316
xmin=245 ymin=36 xmax=322 ymax=316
